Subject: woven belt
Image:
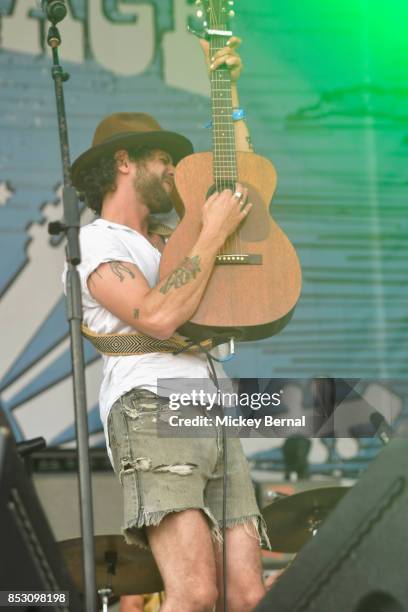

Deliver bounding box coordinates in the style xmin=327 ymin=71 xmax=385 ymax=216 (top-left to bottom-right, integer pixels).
xmin=81 ymin=324 xmax=212 ymax=356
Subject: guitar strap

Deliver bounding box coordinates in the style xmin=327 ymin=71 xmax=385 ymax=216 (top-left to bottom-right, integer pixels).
xmin=81 ymin=324 xmax=213 ymax=356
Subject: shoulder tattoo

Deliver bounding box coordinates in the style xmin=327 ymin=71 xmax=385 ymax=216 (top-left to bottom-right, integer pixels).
xmin=109 ymin=262 xmax=136 ymax=282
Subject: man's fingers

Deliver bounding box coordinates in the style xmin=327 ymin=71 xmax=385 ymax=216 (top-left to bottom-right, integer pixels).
xmin=239 ymin=202 xmax=252 ymax=218
xmin=199 ymin=34 xmax=241 ymax=57
xmin=241 ymin=187 xmax=249 ymax=206
xmin=239 ymin=193 xmax=249 ymax=212
xmin=204 ymin=190 xmax=220 ymax=207
xmin=226 ymin=55 xmax=240 ymax=67
xmin=231 ymin=186 xmax=249 ymax=212
xmin=234 ymin=186 xmax=248 ymax=200
xmin=210 ymin=51 xmax=242 ymax=81
xmin=212 ymin=45 xmax=238 ymax=59
xmin=211 ymin=55 xmax=241 ymax=70
xmin=211 ymin=48 xmax=238 ymax=63
xmin=234 ymin=183 xmax=246 ymax=197
xmin=227 ymin=36 xmax=242 ymax=49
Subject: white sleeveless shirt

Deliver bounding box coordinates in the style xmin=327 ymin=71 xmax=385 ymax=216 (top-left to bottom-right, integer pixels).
xmin=63 ymin=218 xmax=214 ymax=439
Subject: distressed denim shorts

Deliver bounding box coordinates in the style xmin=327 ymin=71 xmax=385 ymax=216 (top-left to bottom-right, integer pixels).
xmin=107 ymin=388 xmax=269 ymax=549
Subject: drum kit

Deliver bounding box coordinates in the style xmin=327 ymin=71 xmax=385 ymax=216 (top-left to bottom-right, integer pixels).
xmin=59 ymin=535 xmax=163 ymax=610
xmin=59 ymin=486 xmax=349 ymax=610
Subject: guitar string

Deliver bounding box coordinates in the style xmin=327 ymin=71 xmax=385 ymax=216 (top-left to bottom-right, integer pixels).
xmin=219 ymin=34 xmax=241 ymax=258
xmin=210 ymin=34 xmax=242 ymax=257
xmin=212 ymin=36 xmax=227 ymax=256
xmin=211 ymin=34 xmax=242 ymax=258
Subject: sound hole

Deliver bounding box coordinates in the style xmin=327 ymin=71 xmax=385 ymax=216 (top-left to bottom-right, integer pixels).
xmin=206 ymin=183 xmax=235 ymax=198
xmin=206 ymin=183 xmax=269 ymax=242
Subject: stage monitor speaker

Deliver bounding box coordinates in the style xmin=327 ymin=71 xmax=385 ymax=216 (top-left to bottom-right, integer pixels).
xmin=31 ymin=456 xmax=123 ymax=543
xmin=255 ymin=437 xmax=408 ymax=612
xmin=0 ymin=417 xmax=82 ymax=611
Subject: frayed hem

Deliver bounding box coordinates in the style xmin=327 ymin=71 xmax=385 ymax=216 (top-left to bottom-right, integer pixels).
xmin=122 ymin=505 xmax=223 ymax=549
xmin=224 ymin=514 xmax=271 ymax=550
xmin=122 ymin=525 xmax=150 ymax=550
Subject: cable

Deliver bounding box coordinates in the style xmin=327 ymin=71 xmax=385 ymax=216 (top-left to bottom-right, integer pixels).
xmin=207 ymin=352 xmax=228 ymax=612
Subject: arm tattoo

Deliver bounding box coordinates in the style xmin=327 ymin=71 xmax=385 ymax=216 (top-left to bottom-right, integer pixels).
xmin=159 ymin=256 xmax=201 ymax=295
xmin=246 ymin=135 xmax=254 ymax=151
xmin=88 ymin=268 xmax=103 ymax=289
xmin=133 ymin=308 xmax=139 ymax=319
xmin=109 ymin=262 xmax=135 ymax=282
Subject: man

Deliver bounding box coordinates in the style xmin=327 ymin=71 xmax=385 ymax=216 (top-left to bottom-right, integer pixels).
xmin=68 ymin=38 xmax=268 ymax=612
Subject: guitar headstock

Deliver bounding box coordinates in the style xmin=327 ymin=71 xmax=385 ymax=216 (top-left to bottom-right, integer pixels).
xmin=188 ymin=0 xmax=235 ymax=40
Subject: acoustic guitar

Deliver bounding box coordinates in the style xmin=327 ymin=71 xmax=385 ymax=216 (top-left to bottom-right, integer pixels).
xmin=160 ymin=0 xmax=301 ymax=343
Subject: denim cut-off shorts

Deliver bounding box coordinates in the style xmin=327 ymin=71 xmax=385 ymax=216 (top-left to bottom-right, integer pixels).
xmin=107 ymin=388 xmax=269 ymax=549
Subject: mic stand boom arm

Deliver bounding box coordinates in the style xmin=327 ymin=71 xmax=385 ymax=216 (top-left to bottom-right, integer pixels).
xmin=45 ymin=23 xmax=97 ymax=612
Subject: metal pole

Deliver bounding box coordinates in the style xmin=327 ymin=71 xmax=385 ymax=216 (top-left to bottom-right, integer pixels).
xmin=45 ymin=22 xmax=97 ymax=612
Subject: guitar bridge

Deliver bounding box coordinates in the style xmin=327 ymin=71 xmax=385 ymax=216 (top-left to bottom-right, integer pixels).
xmin=215 ymin=254 xmax=262 ymax=265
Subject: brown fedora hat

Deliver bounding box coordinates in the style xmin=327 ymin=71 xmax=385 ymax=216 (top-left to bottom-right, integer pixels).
xmin=70 ymin=112 xmax=194 ymax=189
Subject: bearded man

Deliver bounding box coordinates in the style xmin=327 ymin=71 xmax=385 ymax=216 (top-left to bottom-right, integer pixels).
xmin=67 ymin=38 xmax=268 ymax=612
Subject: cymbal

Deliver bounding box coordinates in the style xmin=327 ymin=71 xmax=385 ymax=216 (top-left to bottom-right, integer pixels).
xmin=59 ymin=534 xmax=163 ymax=597
xmin=262 ymin=486 xmax=349 ymax=553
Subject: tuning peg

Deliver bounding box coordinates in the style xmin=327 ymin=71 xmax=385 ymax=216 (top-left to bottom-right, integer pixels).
xmin=196 ymin=8 xmax=204 ymax=17
xmin=228 ymin=9 xmax=235 ymax=17
xmin=228 ymin=0 xmax=234 ymax=4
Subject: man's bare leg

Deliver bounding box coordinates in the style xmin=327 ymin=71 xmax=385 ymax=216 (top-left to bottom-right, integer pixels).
xmin=147 ymin=509 xmax=218 ymax=612
xmin=214 ymin=523 xmax=266 ymax=612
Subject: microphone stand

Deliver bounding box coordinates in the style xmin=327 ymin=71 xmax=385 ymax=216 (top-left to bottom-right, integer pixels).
xmin=45 ymin=22 xmax=97 ymax=612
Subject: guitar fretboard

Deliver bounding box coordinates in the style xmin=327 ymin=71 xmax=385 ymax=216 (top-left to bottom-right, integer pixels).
xmin=210 ymin=35 xmax=238 ymax=192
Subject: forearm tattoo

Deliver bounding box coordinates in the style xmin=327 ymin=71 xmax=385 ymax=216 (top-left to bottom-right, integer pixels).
xmin=159 ymin=256 xmax=201 ymax=294
xmin=246 ymin=135 xmax=254 ymax=151
xmin=133 ymin=308 xmax=139 ymax=319
xmin=109 ymin=262 xmax=135 ymax=282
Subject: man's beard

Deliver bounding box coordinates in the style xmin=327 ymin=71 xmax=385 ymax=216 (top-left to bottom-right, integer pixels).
xmin=133 ymin=166 xmax=173 ymax=214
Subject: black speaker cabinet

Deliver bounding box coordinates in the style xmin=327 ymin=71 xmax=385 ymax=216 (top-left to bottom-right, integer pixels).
xmin=256 ymin=438 xmax=408 ymax=612
xmin=0 ymin=420 xmax=82 ymax=611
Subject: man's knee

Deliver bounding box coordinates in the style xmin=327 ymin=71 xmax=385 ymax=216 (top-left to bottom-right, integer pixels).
xmin=228 ymin=582 xmax=266 ymax=612
xmin=169 ymin=581 xmax=218 ymax=612
xmin=192 ymin=583 xmax=219 ymax=611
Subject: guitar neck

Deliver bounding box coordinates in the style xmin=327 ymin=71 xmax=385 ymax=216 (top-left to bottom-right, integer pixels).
xmin=210 ymin=35 xmax=238 ymax=191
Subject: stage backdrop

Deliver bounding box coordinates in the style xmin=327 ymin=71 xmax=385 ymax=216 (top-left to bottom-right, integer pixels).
xmin=0 ymin=0 xmax=407 ymax=472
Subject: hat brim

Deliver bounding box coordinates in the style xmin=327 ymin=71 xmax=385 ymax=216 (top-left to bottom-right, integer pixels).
xmin=70 ymin=130 xmax=194 ymax=190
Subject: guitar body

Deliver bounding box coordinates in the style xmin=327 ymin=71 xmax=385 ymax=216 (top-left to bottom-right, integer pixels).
xmin=160 ymin=150 xmax=302 ymax=342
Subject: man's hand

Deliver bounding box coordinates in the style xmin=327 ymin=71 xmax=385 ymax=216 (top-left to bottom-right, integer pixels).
xmin=201 ymin=184 xmax=252 ymax=247
xmin=199 ymin=35 xmax=253 ymax=151
xmin=199 ymin=36 xmax=243 ymax=82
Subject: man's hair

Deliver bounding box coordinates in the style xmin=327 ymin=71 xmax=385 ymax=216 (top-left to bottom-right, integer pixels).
xmin=78 ymin=146 xmax=152 ymax=214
